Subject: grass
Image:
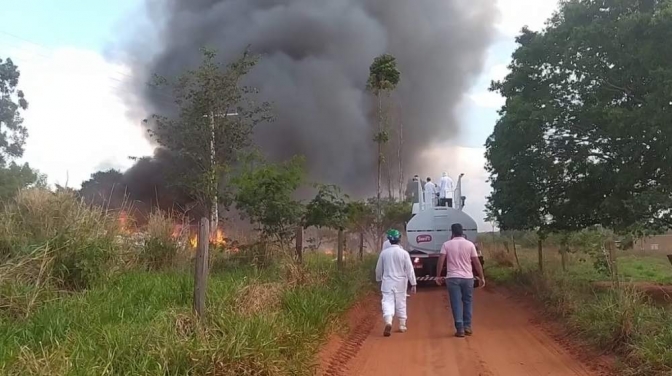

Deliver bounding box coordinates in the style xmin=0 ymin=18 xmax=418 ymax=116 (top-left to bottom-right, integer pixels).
xmin=484 ymin=246 xmax=672 ymax=376
xmin=0 ymin=188 xmax=378 ymax=375
xmin=0 ymin=256 xmax=376 ymax=375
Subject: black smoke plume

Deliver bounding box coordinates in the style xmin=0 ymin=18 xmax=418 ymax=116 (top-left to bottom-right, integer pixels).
xmin=122 ymin=0 xmax=498 ymax=202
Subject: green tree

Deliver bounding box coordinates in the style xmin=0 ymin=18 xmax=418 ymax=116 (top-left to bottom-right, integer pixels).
xmin=488 ymin=0 xmax=672 ymax=240
xmin=367 ymin=54 xmax=401 ymax=207
xmin=0 ymin=57 xmax=47 ymax=201
xmin=232 ymin=156 xmax=304 ymax=245
xmin=79 ymin=169 xmax=125 ymax=206
xmin=304 ymin=184 xmax=350 ymax=231
xmin=0 ymin=162 xmax=46 ymax=201
xmin=147 ymin=48 xmax=272 ymax=232
xmin=0 ymin=58 xmax=28 ymax=166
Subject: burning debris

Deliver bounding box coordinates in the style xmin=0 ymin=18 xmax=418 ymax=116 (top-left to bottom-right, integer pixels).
xmin=117 ymin=211 xmax=238 ymax=253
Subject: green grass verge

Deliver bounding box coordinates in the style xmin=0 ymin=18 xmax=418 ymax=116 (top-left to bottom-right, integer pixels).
xmin=0 ymin=254 xmax=376 ymax=375
xmin=486 ymin=256 xmax=672 ymax=376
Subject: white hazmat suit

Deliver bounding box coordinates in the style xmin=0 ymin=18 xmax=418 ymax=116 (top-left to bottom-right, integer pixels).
xmin=439 ymin=173 xmax=454 ymax=199
xmin=375 ymin=243 xmax=417 ymax=333
xmin=424 ymin=180 xmax=438 ymax=206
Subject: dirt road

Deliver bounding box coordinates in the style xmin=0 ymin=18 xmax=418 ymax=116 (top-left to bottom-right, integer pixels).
xmin=324 ymin=287 xmax=602 ymax=376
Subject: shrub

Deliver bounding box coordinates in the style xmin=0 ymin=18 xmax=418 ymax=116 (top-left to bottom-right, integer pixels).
xmin=140 ymin=211 xmax=182 ymax=270
xmin=0 ymin=189 xmax=122 ymax=290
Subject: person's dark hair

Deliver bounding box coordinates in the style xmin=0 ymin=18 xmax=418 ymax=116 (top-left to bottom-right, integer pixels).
xmin=451 ymin=223 xmax=464 ymax=237
xmin=426 ymin=177 xmax=432 ymax=182
xmin=390 ymin=238 xmax=400 ymax=245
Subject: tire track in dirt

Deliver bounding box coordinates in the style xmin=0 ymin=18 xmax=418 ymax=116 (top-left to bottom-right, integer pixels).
xmin=321 ymin=294 xmax=378 ymax=376
xmin=325 ymin=287 xmax=605 ymax=376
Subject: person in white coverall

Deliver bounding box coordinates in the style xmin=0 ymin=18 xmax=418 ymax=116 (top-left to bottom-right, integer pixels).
xmin=375 ymin=229 xmax=417 ymax=337
xmin=439 ymin=172 xmax=454 ymax=207
xmin=424 ymin=177 xmax=438 ymax=206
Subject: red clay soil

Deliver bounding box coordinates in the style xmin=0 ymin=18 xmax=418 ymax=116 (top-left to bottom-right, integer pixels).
xmin=317 ymin=292 xmax=379 ymax=376
xmin=320 ymin=287 xmax=613 ymax=376
xmin=592 ymin=281 xmax=672 ymax=305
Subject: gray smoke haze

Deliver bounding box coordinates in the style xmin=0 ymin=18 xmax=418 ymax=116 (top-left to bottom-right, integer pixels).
xmin=127 ymin=0 xmax=498 ymax=195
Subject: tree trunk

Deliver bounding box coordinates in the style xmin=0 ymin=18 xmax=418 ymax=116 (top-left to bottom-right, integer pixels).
xmin=337 ymin=228 xmax=345 ymax=271
xmin=537 ymin=238 xmax=544 ymax=273
xmin=359 ymin=232 xmax=364 ymax=261
xmin=386 ymin=150 xmax=394 ymax=199
xmin=607 ymin=240 xmax=620 ymax=289
xmin=209 ymin=110 xmax=218 ymax=232
xmin=397 ymin=120 xmax=404 ymax=200
xmin=376 ymin=94 xmax=383 ymax=210
xmin=194 ymin=217 xmax=210 ymax=318
xmin=295 ymin=226 xmax=303 ymax=264
xmin=511 ymin=236 xmax=521 ymax=270
xmin=560 ymin=234 xmax=568 ymax=272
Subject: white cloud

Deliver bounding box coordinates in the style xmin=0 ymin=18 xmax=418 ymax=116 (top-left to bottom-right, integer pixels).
xmin=468 ymin=91 xmax=505 ymax=110
xmin=495 ymin=0 xmax=560 ymax=37
xmin=6 ymin=45 xmax=153 ymax=188
xmin=488 ymin=63 xmax=510 ymax=82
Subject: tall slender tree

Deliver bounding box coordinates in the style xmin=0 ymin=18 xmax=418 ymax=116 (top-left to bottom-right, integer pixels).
xmin=147 ymin=48 xmax=272 ymax=231
xmin=367 ymin=53 xmax=400 ymax=241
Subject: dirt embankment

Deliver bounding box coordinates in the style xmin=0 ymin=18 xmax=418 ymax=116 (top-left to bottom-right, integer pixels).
xmin=319 ymin=287 xmax=615 ymax=376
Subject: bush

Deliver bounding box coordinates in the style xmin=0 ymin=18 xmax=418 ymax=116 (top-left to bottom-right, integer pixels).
xmin=0 ymin=189 xmax=122 ymax=290
xmin=140 ymin=211 xmax=182 ymax=270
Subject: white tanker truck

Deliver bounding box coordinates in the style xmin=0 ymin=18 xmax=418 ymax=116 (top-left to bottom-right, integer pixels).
xmin=404 ymin=173 xmax=483 ymax=283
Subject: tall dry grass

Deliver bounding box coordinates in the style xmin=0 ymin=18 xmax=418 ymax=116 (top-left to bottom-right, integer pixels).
xmin=139 ymin=210 xmax=186 ymax=270
xmin=0 ymin=189 xmax=123 ymax=291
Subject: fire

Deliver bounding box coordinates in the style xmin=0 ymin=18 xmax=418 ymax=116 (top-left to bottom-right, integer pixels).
xmin=211 ymin=229 xmax=226 ymax=245
xmin=187 ymin=228 xmax=227 ymax=249
xmin=119 ymin=211 xmax=129 ymax=233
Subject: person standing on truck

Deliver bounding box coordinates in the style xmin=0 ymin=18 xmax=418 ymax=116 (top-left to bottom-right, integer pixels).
xmin=375 ymin=229 xmax=417 ymax=337
xmin=424 ymin=177 xmax=438 ymax=206
xmin=439 ymin=172 xmax=454 ymax=207
xmin=435 ymin=223 xmax=485 ymax=338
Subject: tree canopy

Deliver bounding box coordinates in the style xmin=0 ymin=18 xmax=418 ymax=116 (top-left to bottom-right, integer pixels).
xmin=232 ymin=156 xmax=304 ymax=243
xmin=486 ymin=0 xmax=672 ymax=236
xmin=0 ymin=58 xmax=28 ymax=166
xmin=146 ymin=48 xmax=272 ymax=229
xmin=304 ymin=184 xmax=350 ymax=231
xmin=0 ymin=162 xmax=46 ymax=201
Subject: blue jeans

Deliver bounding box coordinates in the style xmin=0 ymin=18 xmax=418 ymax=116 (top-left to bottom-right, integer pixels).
xmin=446 ymin=278 xmax=474 ymax=332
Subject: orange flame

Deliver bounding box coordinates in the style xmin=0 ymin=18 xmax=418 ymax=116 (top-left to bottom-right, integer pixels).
xmin=187 ymin=228 xmax=227 ymax=249
xmin=119 ymin=211 xmax=129 ymax=233
xmin=211 ymin=229 xmax=226 ymax=246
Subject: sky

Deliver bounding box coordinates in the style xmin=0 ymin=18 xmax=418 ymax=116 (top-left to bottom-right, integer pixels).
xmin=0 ymin=0 xmax=559 ymax=229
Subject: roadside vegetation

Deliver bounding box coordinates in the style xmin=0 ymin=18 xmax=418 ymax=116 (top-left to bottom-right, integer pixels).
xmin=479 ymin=231 xmax=672 ymax=376
xmin=0 ymin=44 xmax=414 ymax=375
xmin=0 ymin=188 xmax=378 ymax=375
xmin=482 ymin=1 xmax=672 ymax=375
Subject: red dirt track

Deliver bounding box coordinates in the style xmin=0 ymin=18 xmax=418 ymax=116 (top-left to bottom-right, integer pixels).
xmin=320 ymin=287 xmax=606 ymax=376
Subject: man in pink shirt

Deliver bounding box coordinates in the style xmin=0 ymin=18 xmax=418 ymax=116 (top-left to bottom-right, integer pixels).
xmin=435 ymin=223 xmax=485 ymax=337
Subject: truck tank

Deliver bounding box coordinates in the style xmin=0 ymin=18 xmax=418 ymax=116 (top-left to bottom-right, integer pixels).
xmin=404 ymin=173 xmax=481 ymax=282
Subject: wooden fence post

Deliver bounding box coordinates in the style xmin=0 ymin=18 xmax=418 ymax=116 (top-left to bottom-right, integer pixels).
xmin=295 ymin=226 xmax=304 ymax=264
xmin=359 ymin=232 xmax=364 ymax=261
xmin=608 ymin=240 xmax=620 ymax=289
xmin=537 ymin=238 xmax=544 ymax=273
xmin=194 ymin=217 xmax=210 ymax=318
xmin=337 ymin=228 xmax=344 ymax=271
